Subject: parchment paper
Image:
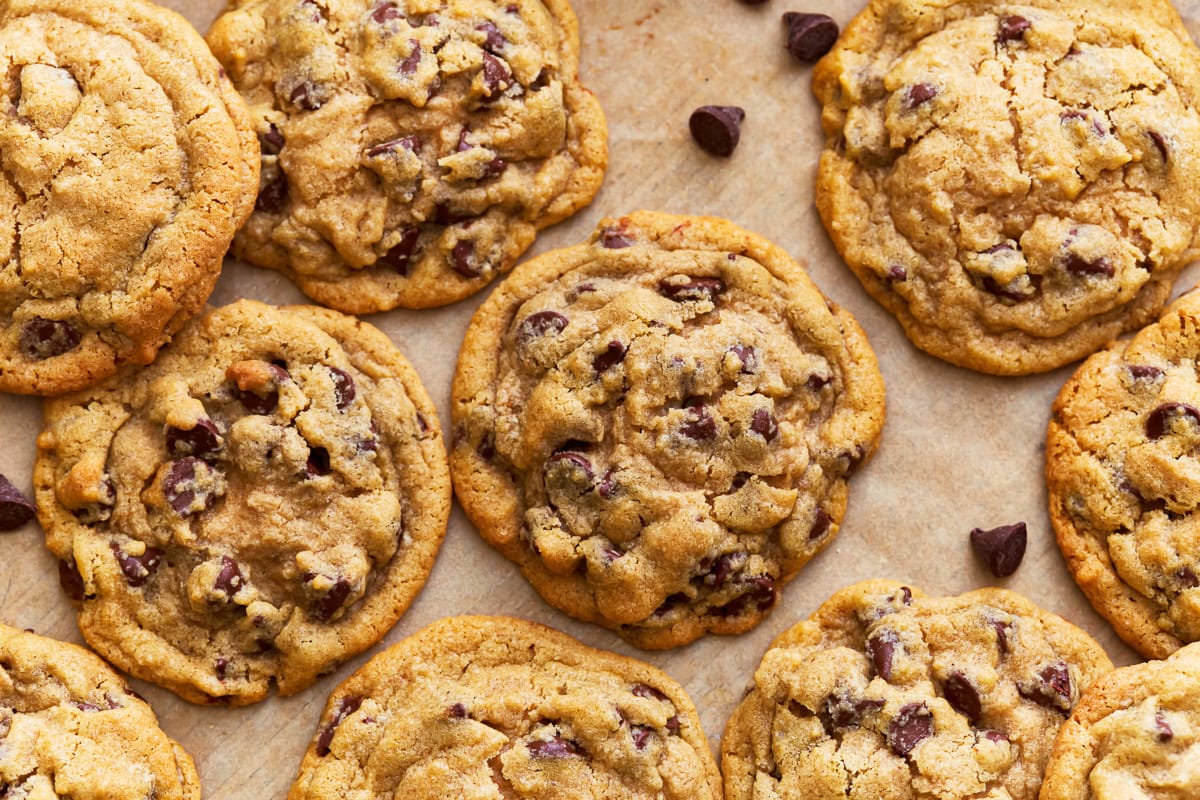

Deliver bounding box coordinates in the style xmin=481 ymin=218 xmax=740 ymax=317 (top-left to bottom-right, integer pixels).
xmin=4 ymin=1 xmax=1198 ymax=796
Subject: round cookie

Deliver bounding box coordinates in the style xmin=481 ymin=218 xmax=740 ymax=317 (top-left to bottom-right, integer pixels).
xmin=0 ymin=623 xmax=200 ymax=800
xmin=1047 ymin=288 xmax=1200 ymax=660
xmin=289 ymin=615 xmax=721 ymax=800
xmin=451 ymin=211 xmax=886 ymax=649
xmin=1040 ymin=641 xmax=1200 ymax=800
xmin=206 ymin=0 xmax=607 ymax=312
xmin=34 ymin=300 xmax=450 ymax=705
xmin=0 ymin=0 xmax=259 ymax=395
xmin=721 ymin=580 xmax=1114 ymax=800
xmin=813 ymin=0 xmax=1200 ymax=375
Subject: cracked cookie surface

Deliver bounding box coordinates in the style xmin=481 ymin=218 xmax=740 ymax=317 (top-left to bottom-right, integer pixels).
xmin=1041 ymin=641 xmax=1200 ymax=800
xmin=0 ymin=0 xmax=258 ymax=395
xmin=814 ymin=0 xmax=1200 ymax=374
xmin=721 ymin=580 xmax=1113 ymax=800
xmin=33 ymin=300 xmax=450 ymax=705
xmin=1047 ymin=288 xmax=1200 ymax=660
xmin=206 ymin=0 xmax=607 ymax=312
xmin=0 ymin=623 xmax=200 ymax=800
xmin=289 ymin=615 xmax=720 ymax=800
xmin=451 ymin=212 xmax=886 ymax=649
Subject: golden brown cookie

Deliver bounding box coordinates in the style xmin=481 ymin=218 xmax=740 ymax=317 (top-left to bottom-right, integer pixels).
xmin=34 ymin=300 xmax=450 ymax=705
xmin=451 ymin=211 xmax=886 ymax=648
xmin=207 ymin=0 xmax=607 ymax=311
xmin=289 ymin=615 xmax=721 ymax=800
xmin=0 ymin=0 xmax=258 ymax=395
xmin=814 ymin=0 xmax=1200 ymax=374
xmin=0 ymin=623 xmax=200 ymax=800
xmin=1047 ymin=287 xmax=1200 ymax=660
xmin=722 ymin=580 xmax=1114 ymax=800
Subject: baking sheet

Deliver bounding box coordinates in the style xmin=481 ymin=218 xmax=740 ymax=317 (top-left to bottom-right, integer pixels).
xmin=4 ymin=0 xmax=1198 ymax=795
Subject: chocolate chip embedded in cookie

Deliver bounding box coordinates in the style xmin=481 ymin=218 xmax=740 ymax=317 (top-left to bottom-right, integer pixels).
xmin=1047 ymin=288 xmax=1200 ymax=660
xmin=206 ymin=0 xmax=607 ymax=312
xmin=721 ymin=580 xmax=1113 ymax=800
xmin=288 ymin=616 xmax=721 ymax=800
xmin=450 ymin=211 xmax=886 ymax=649
xmin=33 ymin=300 xmax=450 ymax=705
xmin=0 ymin=0 xmax=258 ymax=395
xmin=0 ymin=623 xmax=201 ymax=800
xmin=1041 ymin=641 xmax=1200 ymax=800
xmin=813 ymin=0 xmax=1200 ymax=374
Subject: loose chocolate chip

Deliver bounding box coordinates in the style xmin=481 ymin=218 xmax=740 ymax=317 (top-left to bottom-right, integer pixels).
xmin=477 ymin=20 xmax=506 ymax=52
xmin=316 ymin=695 xmax=363 ymax=756
xmin=750 ymin=408 xmax=779 ymax=441
xmin=680 ymin=401 xmax=717 ymax=441
xmin=600 ymin=227 xmax=633 ymax=248
xmin=1146 ymin=403 xmax=1200 ymax=439
xmin=822 ymin=693 xmax=885 ymax=731
xmin=809 ymin=508 xmax=832 ymax=540
xmin=215 ymin=658 xmax=229 ymax=680
xmin=166 ymin=418 xmax=221 ymax=460
xmin=1019 ymin=662 xmax=1073 ymax=713
xmin=997 ymin=15 xmax=1031 ymax=43
xmin=886 ymin=265 xmax=908 ymax=282
xmin=660 ymin=276 xmax=726 ymax=302
xmin=519 ymin=310 xmax=569 ymax=343
xmin=689 ymin=106 xmax=745 ymax=157
xmin=379 ymin=228 xmax=422 ymax=275
xmin=887 ymin=703 xmax=934 ymax=757
xmin=527 ymin=735 xmax=582 ymax=758
xmin=256 ymin=171 xmax=288 ymax=213
xmin=312 ymin=576 xmax=352 ymax=621
xmin=1148 ymin=130 xmax=1170 ymax=161
xmin=58 ymin=559 xmax=86 ymax=601
xmin=969 ymin=522 xmax=1027 ymax=577
xmin=110 ymin=542 xmax=163 ymax=588
xmin=942 ymin=673 xmax=982 ymax=724
xmin=452 ymin=241 xmax=481 ymax=277
xmin=329 ymin=367 xmax=356 ymax=411
xmin=213 ymin=557 xmax=243 ymax=598
xmin=306 ymin=447 xmax=332 ymax=477
xmin=867 ymin=630 xmax=899 ymax=681
xmin=0 ymin=475 xmax=35 ymax=531
xmin=592 ymin=340 xmax=627 ymax=373
xmin=448 ymin=702 xmax=468 ymax=718
xmin=19 ymin=317 xmax=80 ymax=360
xmin=1154 ymin=710 xmax=1174 ymax=742
xmin=782 ymin=13 xmax=839 ymax=62
xmin=903 ymin=83 xmax=938 ymax=109
xmin=260 ymin=124 xmax=285 ymax=156
xmin=400 ymin=41 xmax=422 ymax=75
xmin=164 ymin=457 xmax=215 ymax=517
xmin=1129 ymin=365 xmax=1163 ymax=381
xmin=290 ymin=82 xmax=324 ymax=111
xmin=480 ymin=53 xmax=511 ymax=99
xmin=1063 ymin=251 xmax=1114 ymax=277
xmin=546 ymin=450 xmax=594 ymax=482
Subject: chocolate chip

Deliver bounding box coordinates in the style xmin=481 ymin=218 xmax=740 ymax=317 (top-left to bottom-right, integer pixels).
xmin=597 ymin=469 xmax=618 ymax=499
xmin=1019 ymin=662 xmax=1073 ymax=713
xmin=601 ymin=227 xmax=633 ymax=248
xmin=728 ymin=345 xmax=758 ymax=373
xmin=166 ymin=418 xmax=221 ymax=459
xmin=58 ymin=558 xmax=87 ymax=601
xmin=368 ymin=135 xmax=421 ymax=158
xmin=903 ymin=83 xmax=938 ymax=109
xmin=981 ymin=274 xmax=1041 ymax=302
xmin=0 ymin=475 xmax=35 ymax=531
xmin=370 ymin=1 xmax=401 ymax=24
xmin=822 ymin=693 xmax=884 ymax=731
xmin=969 ymin=522 xmax=1027 ymax=577
xmin=715 ymin=575 xmax=776 ymax=616
xmin=592 ymin=341 xmax=627 ymax=373
xmin=981 ymin=730 xmax=1009 ymax=743
xmin=110 ymin=541 xmax=162 ymax=588
xmin=632 ymin=683 xmax=669 ymax=704
xmin=705 ymin=552 xmax=747 ymax=589
xmin=290 ymin=82 xmax=324 ymax=111
xmin=330 ymin=367 xmax=356 ymax=411
xmin=1154 ymin=710 xmax=1173 ymax=742
xmin=1148 ymin=130 xmax=1169 ymax=161
xmin=1177 ymin=567 xmax=1199 ymax=589
xmin=306 ymin=447 xmax=332 ymax=477
xmin=867 ymin=629 xmax=899 ymax=681
xmin=782 ymin=13 xmax=839 ymax=62
xmin=164 ymin=457 xmax=215 ymax=517
xmin=519 ymin=310 xmax=569 ymax=343
xmin=452 ymin=240 xmax=481 ymax=277
xmin=1146 ymin=403 xmax=1200 ymax=439
xmin=660 ymin=276 xmax=726 ymax=302
xmin=310 ymin=575 xmax=352 ymax=621
xmin=546 ymin=450 xmax=594 ymax=482
xmin=527 ymin=735 xmax=582 ymax=758
xmin=477 ymin=21 xmax=506 ymax=52
xmin=256 ymin=171 xmax=288 ymax=213
xmin=435 ymin=203 xmax=476 ymax=226
xmin=215 ymin=658 xmax=229 ymax=681
xmin=236 ymin=364 xmax=287 ymax=415
xmin=991 ymin=617 xmax=1014 ymax=654
xmin=213 ymin=557 xmax=243 ymax=599
xmin=316 ymin=695 xmax=363 ymax=756
xmin=625 ymin=724 xmax=652 ymax=750
xmin=1129 ymin=365 xmax=1163 ymax=381
xmin=680 ymin=401 xmax=717 ymax=440
xmin=1063 ymin=251 xmax=1114 ymax=277
xmin=480 ymin=53 xmax=511 ymax=99
xmin=997 ymin=15 xmax=1031 ymax=43
xmin=447 ymin=702 xmax=468 ymax=718
xmin=887 ymin=703 xmax=934 ymax=757
xmin=886 ymin=265 xmax=908 ymax=282
xmin=942 ymin=673 xmax=982 ymax=724
xmin=400 ymin=41 xmax=422 ymax=75
xmin=19 ymin=318 xmax=80 ymax=360
xmin=689 ymin=106 xmax=745 ymax=157
xmin=484 ymin=157 xmax=507 ymax=178
xmin=379 ymin=228 xmax=422 ymax=275
xmin=260 ymin=123 xmax=285 ymax=156
xmin=653 ymin=592 xmax=688 ymax=617
xmin=750 ymin=408 xmax=779 ymax=441
xmin=809 ymin=508 xmax=832 ymax=540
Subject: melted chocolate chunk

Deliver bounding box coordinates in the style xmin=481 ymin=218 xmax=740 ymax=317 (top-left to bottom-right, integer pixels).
xmin=1019 ymin=662 xmax=1073 ymax=714
xmin=316 ymin=695 xmax=363 ymax=756
xmin=750 ymin=408 xmax=779 ymax=441
xmin=1129 ymin=365 xmax=1164 ymax=382
xmin=110 ymin=542 xmax=163 ymax=588
xmin=942 ymin=673 xmax=982 ymax=724
xmin=527 ymin=734 xmax=582 ymax=758
xmin=166 ymin=418 xmax=221 ymax=459
xmin=452 ymin=240 xmax=481 ymax=277
xmin=519 ymin=310 xmax=569 ymax=343
xmin=680 ymin=401 xmax=717 ymax=440
xmin=330 ymin=367 xmax=356 ymax=411
xmin=310 ymin=575 xmax=353 ymax=622
xmin=400 ymin=41 xmax=422 ymax=75
xmin=593 ymin=340 xmax=627 ymax=373
xmin=306 ymin=447 xmax=332 ymax=477
xmin=867 ymin=630 xmax=899 ymax=681
xmin=1146 ymin=402 xmax=1200 ymax=439
xmin=904 ymin=83 xmax=938 ymax=109
xmin=164 ymin=457 xmax=215 ymax=517
xmin=260 ymin=124 xmax=285 ymax=155
xmin=809 ymin=508 xmax=832 ymax=540
xmin=822 ymin=692 xmax=884 ymax=731
xmin=256 ymin=171 xmax=289 ymax=213
xmin=887 ymin=703 xmax=934 ymax=756
xmin=213 ymin=557 xmax=243 ymax=599
xmin=379 ymin=228 xmax=422 ymax=275
xmin=58 ymin=558 xmax=87 ymax=601
xmin=600 ymin=227 xmax=633 ymax=248
xmin=1154 ymin=710 xmax=1174 ymax=742
xmin=19 ymin=318 xmax=80 ymax=360
xmin=659 ymin=276 xmax=726 ymax=302
xmin=997 ymin=15 xmax=1031 ymax=43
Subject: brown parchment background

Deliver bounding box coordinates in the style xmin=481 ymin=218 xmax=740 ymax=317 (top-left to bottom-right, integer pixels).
xmin=4 ymin=1 xmax=1200 ymax=796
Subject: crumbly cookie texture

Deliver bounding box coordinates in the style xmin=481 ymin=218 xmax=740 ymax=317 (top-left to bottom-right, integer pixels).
xmin=289 ymin=615 xmax=721 ymax=800
xmin=33 ymin=300 xmax=450 ymax=705
xmin=1041 ymin=641 xmax=1200 ymax=800
xmin=0 ymin=0 xmax=258 ymax=395
xmin=451 ymin=211 xmax=886 ymax=649
xmin=813 ymin=0 xmax=1200 ymax=375
xmin=1047 ymin=288 xmax=1200 ymax=660
xmin=0 ymin=623 xmax=200 ymax=800
xmin=207 ymin=0 xmax=607 ymax=312
xmin=722 ymin=580 xmax=1114 ymax=800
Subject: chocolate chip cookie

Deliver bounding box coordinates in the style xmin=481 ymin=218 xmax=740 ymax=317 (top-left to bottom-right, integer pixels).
xmin=813 ymin=0 xmax=1200 ymax=374
xmin=1047 ymin=288 xmax=1200 ymax=660
xmin=451 ymin=212 xmax=886 ymax=649
xmin=721 ymin=580 xmax=1113 ymax=800
xmin=1041 ymin=641 xmax=1200 ymax=800
xmin=0 ymin=622 xmax=200 ymax=800
xmin=207 ymin=0 xmax=607 ymax=312
xmin=289 ymin=615 xmax=721 ymax=800
xmin=34 ymin=300 xmax=450 ymax=705
xmin=0 ymin=0 xmax=258 ymax=395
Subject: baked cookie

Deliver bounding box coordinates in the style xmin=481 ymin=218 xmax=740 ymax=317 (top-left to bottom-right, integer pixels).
xmin=1047 ymin=288 xmax=1200 ymax=660
xmin=289 ymin=615 xmax=721 ymax=800
xmin=34 ymin=300 xmax=450 ymax=705
xmin=721 ymin=580 xmax=1114 ymax=800
xmin=207 ymin=0 xmax=607 ymax=312
xmin=813 ymin=0 xmax=1200 ymax=375
xmin=1040 ymin=641 xmax=1200 ymax=800
xmin=451 ymin=211 xmax=886 ymax=649
xmin=0 ymin=0 xmax=258 ymax=395
xmin=0 ymin=623 xmax=200 ymax=800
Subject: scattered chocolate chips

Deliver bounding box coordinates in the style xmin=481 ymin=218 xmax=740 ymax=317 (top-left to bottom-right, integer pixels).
xmin=164 ymin=457 xmax=215 ymax=517
xmin=1146 ymin=402 xmax=1200 ymax=439
xmin=1019 ymin=661 xmax=1073 ymax=713
xmin=306 ymin=447 xmax=332 ymax=477
xmin=942 ymin=673 xmax=982 ymax=724
xmin=527 ymin=734 xmax=582 ymax=758
xmin=750 ymin=408 xmax=779 ymax=441
xmin=997 ymin=15 xmax=1031 ymax=43
xmin=19 ymin=317 xmax=80 ymax=360
xmin=782 ymin=13 xmax=839 ymax=63
xmin=903 ymin=82 xmax=938 ymax=109
xmin=660 ymin=276 xmax=726 ymax=302
xmin=886 ymin=703 xmax=934 ymax=757
xmin=110 ymin=541 xmax=163 ymax=588
xmin=689 ymin=105 xmax=745 ymax=157
xmin=166 ymin=418 xmax=221 ymax=460
xmin=329 ymin=367 xmax=356 ymax=411
xmin=867 ymin=629 xmax=899 ymax=681
xmin=519 ymin=310 xmax=569 ymax=343
xmin=969 ymin=522 xmax=1027 ymax=578
xmin=379 ymin=228 xmax=422 ymax=275
xmin=58 ymin=558 xmax=87 ymax=601
xmin=593 ymin=340 xmax=627 ymax=373
xmin=316 ymin=695 xmax=363 ymax=756
xmin=0 ymin=475 xmax=35 ymax=531
xmin=680 ymin=401 xmax=717 ymax=440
